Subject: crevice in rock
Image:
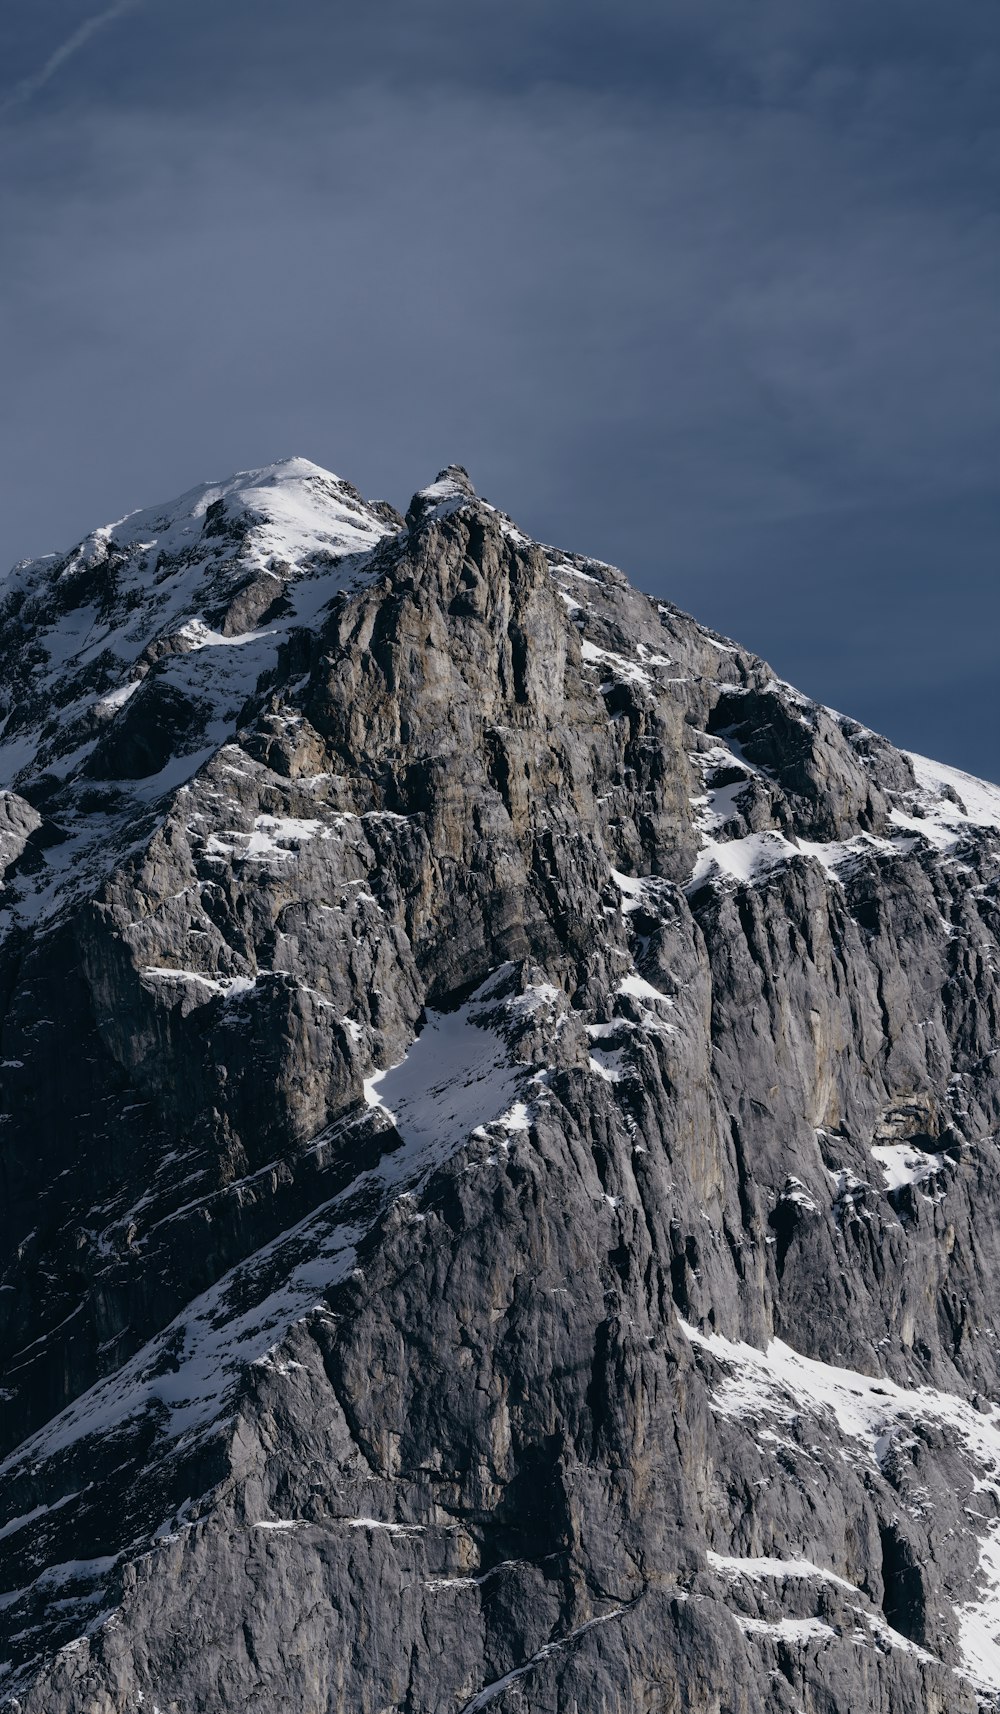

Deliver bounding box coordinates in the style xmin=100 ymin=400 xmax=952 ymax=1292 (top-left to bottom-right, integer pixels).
xmin=878 ymin=1521 xmax=926 ymax=1644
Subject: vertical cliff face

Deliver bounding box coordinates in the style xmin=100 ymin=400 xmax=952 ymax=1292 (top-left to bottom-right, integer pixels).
xmin=1 ymin=459 xmax=1000 ymax=1713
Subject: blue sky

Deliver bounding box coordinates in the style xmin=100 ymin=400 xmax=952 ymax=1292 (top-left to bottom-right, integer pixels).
xmin=1 ymin=1 xmax=998 ymax=775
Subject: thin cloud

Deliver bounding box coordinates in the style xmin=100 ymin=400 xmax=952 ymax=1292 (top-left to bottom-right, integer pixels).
xmin=0 ymin=0 xmax=144 ymax=115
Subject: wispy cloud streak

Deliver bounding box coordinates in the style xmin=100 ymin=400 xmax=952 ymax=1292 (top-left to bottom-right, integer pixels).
xmin=0 ymin=0 xmax=143 ymax=115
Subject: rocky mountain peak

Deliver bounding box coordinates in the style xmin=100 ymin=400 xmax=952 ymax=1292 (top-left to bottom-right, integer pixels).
xmin=1 ymin=459 xmax=1000 ymax=1712
xmin=0 ymin=458 xmax=404 ymax=934
xmin=404 ymin=461 xmax=480 ymax=529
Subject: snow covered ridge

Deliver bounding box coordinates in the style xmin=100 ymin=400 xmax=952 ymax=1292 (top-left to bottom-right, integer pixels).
xmin=0 ymin=459 xmax=402 ymax=935
xmin=898 ymin=751 xmax=1000 ymax=843
xmin=0 ymin=457 xmax=395 ymax=795
xmin=3 ymin=456 xmax=390 ymax=605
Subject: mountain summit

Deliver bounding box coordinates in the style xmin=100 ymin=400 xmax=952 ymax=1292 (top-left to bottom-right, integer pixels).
xmin=2 ymin=460 xmax=1000 ymax=1712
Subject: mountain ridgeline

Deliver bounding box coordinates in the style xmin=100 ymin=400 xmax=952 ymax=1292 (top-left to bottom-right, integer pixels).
xmin=1 ymin=459 xmax=1000 ymax=1712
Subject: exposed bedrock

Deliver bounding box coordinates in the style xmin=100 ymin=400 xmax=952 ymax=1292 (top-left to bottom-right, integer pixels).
xmin=0 ymin=461 xmax=998 ymax=1710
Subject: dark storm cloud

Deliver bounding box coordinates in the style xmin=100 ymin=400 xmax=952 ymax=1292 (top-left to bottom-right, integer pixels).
xmin=1 ymin=1 xmax=998 ymax=774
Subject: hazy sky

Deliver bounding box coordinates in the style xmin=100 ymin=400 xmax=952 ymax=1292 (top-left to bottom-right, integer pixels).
xmin=1 ymin=2 xmax=998 ymax=776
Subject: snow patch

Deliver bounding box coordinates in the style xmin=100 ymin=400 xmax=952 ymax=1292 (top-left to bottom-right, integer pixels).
xmin=610 ymin=869 xmax=649 ymax=914
xmin=689 ymin=828 xmax=908 ymax=893
xmin=93 ymin=680 xmax=141 ymax=714
xmin=736 ymin=1615 xmax=838 ymax=1643
xmin=364 ymin=1002 xmax=527 ymax=1155
xmin=870 ymin=1142 xmax=945 ymax=1194
xmin=688 ymin=831 xmax=798 ymax=890
xmin=958 ymin=1522 xmax=1000 ymax=1691
xmin=680 ymin=1320 xmax=1000 ymax=1473
xmin=617 ymin=972 xmax=670 ymax=1003
xmin=708 ymin=1551 xmax=857 ymax=1594
xmin=580 ymin=639 xmax=652 ymax=689
xmin=347 ymin=1517 xmax=424 ymax=1535
xmin=907 ymin=752 xmax=1000 ymax=835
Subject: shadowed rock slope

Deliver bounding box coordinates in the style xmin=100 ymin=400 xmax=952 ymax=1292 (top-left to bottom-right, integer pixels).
xmin=1 ymin=458 xmax=1000 ymax=1711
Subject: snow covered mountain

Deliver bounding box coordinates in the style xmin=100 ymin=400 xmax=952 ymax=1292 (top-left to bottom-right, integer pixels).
xmin=0 ymin=459 xmax=398 ymax=932
xmin=1 ymin=458 xmax=1000 ymax=1712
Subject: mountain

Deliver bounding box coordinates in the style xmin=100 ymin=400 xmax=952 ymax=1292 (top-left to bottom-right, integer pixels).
xmin=1 ymin=457 xmax=1000 ymax=1713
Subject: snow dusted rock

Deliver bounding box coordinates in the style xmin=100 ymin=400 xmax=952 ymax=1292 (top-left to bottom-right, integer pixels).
xmin=0 ymin=794 xmax=41 ymax=877
xmin=1 ymin=460 xmax=1000 ymax=1710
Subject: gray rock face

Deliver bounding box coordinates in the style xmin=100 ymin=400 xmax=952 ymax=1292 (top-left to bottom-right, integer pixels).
xmin=1 ymin=457 xmax=1000 ymax=1712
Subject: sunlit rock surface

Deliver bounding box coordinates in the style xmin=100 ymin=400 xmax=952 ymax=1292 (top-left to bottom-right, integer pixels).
xmin=2 ymin=459 xmax=1000 ymax=1712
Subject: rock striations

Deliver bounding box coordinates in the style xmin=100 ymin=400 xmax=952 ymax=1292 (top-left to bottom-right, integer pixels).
xmin=1 ymin=458 xmax=1000 ymax=1712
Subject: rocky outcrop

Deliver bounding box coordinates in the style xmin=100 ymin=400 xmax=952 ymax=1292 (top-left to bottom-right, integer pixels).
xmin=1 ymin=458 xmax=999 ymax=1711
